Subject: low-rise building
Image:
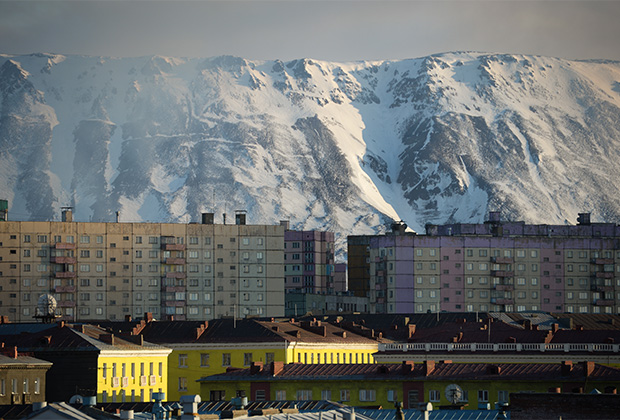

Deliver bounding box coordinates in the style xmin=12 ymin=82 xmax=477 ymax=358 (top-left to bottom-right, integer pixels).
xmin=0 ymin=321 xmax=171 ymax=403
xmin=106 ymin=317 xmax=382 ymax=401
xmin=0 ymin=347 xmax=52 ymax=405
xmin=198 ymin=360 xmax=620 ymax=409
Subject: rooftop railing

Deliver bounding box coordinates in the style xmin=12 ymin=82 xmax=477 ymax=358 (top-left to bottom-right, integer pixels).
xmin=379 ymin=342 xmax=620 ymax=353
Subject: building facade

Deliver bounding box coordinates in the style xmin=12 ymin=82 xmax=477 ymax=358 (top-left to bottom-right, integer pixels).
xmin=0 ymin=209 xmax=285 ymax=322
xmin=198 ymin=360 xmax=620 ymax=409
xmin=0 ymin=350 xmax=51 ymax=405
xmin=284 ymin=230 xmax=335 ymax=294
xmin=353 ymin=213 xmax=620 ymax=314
xmin=0 ymin=322 xmax=171 ymax=403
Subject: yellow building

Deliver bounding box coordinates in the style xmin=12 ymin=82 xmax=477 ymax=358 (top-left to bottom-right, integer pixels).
xmin=198 ymin=360 xmax=620 ymax=408
xmin=1 ymin=321 xmax=171 ymax=402
xmin=122 ymin=317 xmax=381 ymax=401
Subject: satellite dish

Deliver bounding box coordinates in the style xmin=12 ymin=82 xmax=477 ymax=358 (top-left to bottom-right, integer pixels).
xmin=445 ymin=384 xmax=464 ymax=404
xmin=69 ymin=394 xmax=84 ymax=404
xmin=36 ymin=294 xmax=57 ymax=316
xmin=34 ymin=294 xmax=61 ymax=322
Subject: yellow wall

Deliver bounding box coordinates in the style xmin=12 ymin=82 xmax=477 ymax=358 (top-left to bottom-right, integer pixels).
xmin=200 ymin=376 xmax=620 ymax=409
xmin=168 ymin=343 xmax=378 ymax=401
xmin=167 ymin=346 xmax=287 ymax=401
xmin=97 ymin=352 xmax=169 ymax=403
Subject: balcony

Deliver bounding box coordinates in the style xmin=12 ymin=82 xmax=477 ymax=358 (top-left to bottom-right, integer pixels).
xmin=595 ymin=272 xmax=614 ymax=279
xmin=594 ymin=299 xmax=614 ymax=306
xmin=495 ymin=284 xmax=514 ymax=291
xmin=591 ymin=284 xmax=614 ymax=293
xmin=591 ymin=258 xmax=613 ymax=265
xmin=491 ymin=257 xmax=513 ymax=264
xmin=163 ymin=301 xmax=186 ymax=307
xmin=491 ymin=270 xmax=514 ymax=278
xmin=51 ymin=256 xmax=76 ymax=264
xmin=165 ymin=272 xmax=186 ymax=279
xmin=55 ymin=285 xmax=76 ymax=293
xmin=163 ymin=286 xmax=186 ymax=293
xmin=164 ymin=257 xmax=186 ymax=265
xmin=491 ymin=298 xmax=514 ymax=305
xmin=57 ymin=300 xmax=76 ymax=307
xmin=161 ymin=243 xmax=185 ymax=251
xmin=54 ymin=271 xmax=76 ymax=278
xmin=54 ymin=243 xmax=75 ymax=250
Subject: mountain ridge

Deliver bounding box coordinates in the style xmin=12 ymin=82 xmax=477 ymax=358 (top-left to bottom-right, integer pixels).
xmin=1 ymin=51 xmax=620 ymax=255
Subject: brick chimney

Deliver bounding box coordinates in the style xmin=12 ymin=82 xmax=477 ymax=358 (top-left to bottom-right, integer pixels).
xmin=402 ymin=361 xmax=414 ymax=373
xmin=423 ymin=360 xmax=435 ymax=376
xmin=144 ymin=312 xmax=154 ymax=323
xmin=551 ymin=323 xmax=559 ymax=333
xmin=250 ymin=361 xmax=264 ymax=374
xmin=582 ymin=361 xmax=595 ymax=377
xmin=271 ymin=361 xmax=284 ymax=375
xmin=561 ymin=361 xmax=573 ymax=376
xmin=408 ymin=324 xmax=416 ymax=339
xmin=486 ymin=365 xmax=501 ymax=375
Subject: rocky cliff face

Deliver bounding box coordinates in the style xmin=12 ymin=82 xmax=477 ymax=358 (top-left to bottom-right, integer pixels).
xmin=1 ymin=52 xmax=619 ymax=253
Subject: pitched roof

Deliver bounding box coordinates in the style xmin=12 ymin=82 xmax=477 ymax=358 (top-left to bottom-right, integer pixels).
xmin=199 ymin=361 xmax=620 ymax=382
xmin=92 ymin=318 xmax=378 ymax=345
xmin=0 ymin=353 xmax=52 ymax=367
xmin=1 ymin=322 xmax=167 ymax=353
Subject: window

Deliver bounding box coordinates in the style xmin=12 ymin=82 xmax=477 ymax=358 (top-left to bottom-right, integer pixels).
xmin=297 ymin=390 xmax=313 ymax=400
xmin=498 ymin=390 xmax=509 ymax=403
xmin=478 ymin=390 xmax=489 ymax=402
xmin=340 ymin=389 xmax=350 ymax=401
xmin=321 ymin=390 xmax=332 ymax=400
xmin=222 ymin=353 xmax=231 ymax=366
xmin=244 ymin=353 xmax=253 ymax=366
xmin=178 ymin=353 xmax=188 ymax=368
xmin=200 ymin=353 xmax=210 ymax=367
xmin=178 ymin=377 xmax=188 ymax=391
xmin=429 ymin=390 xmax=440 ymax=402
xmin=359 ymin=389 xmax=376 ymax=402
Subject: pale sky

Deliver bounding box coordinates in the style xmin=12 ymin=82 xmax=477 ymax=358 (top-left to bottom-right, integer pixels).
xmin=1 ymin=0 xmax=619 ymax=62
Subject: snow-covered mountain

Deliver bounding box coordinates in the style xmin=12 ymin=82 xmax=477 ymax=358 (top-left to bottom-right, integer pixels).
xmin=1 ymin=52 xmax=620 ymax=254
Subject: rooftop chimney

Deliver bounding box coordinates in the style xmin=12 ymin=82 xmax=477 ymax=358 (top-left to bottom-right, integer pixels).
xmin=577 ymin=213 xmax=591 ymax=225
xmin=61 ymin=207 xmax=73 ymax=222
xmin=423 ymin=360 xmax=435 ymax=376
xmin=250 ymin=361 xmax=264 ymax=374
xmin=235 ymin=211 xmax=247 ymax=225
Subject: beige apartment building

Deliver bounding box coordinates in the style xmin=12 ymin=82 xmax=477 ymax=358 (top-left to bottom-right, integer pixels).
xmin=0 ymin=209 xmax=286 ymax=322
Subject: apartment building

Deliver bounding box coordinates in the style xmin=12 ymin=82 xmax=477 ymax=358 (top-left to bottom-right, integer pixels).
xmin=351 ymin=213 xmax=620 ymax=314
xmin=284 ymin=230 xmax=335 ymax=294
xmin=0 ymin=208 xmax=285 ymax=322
